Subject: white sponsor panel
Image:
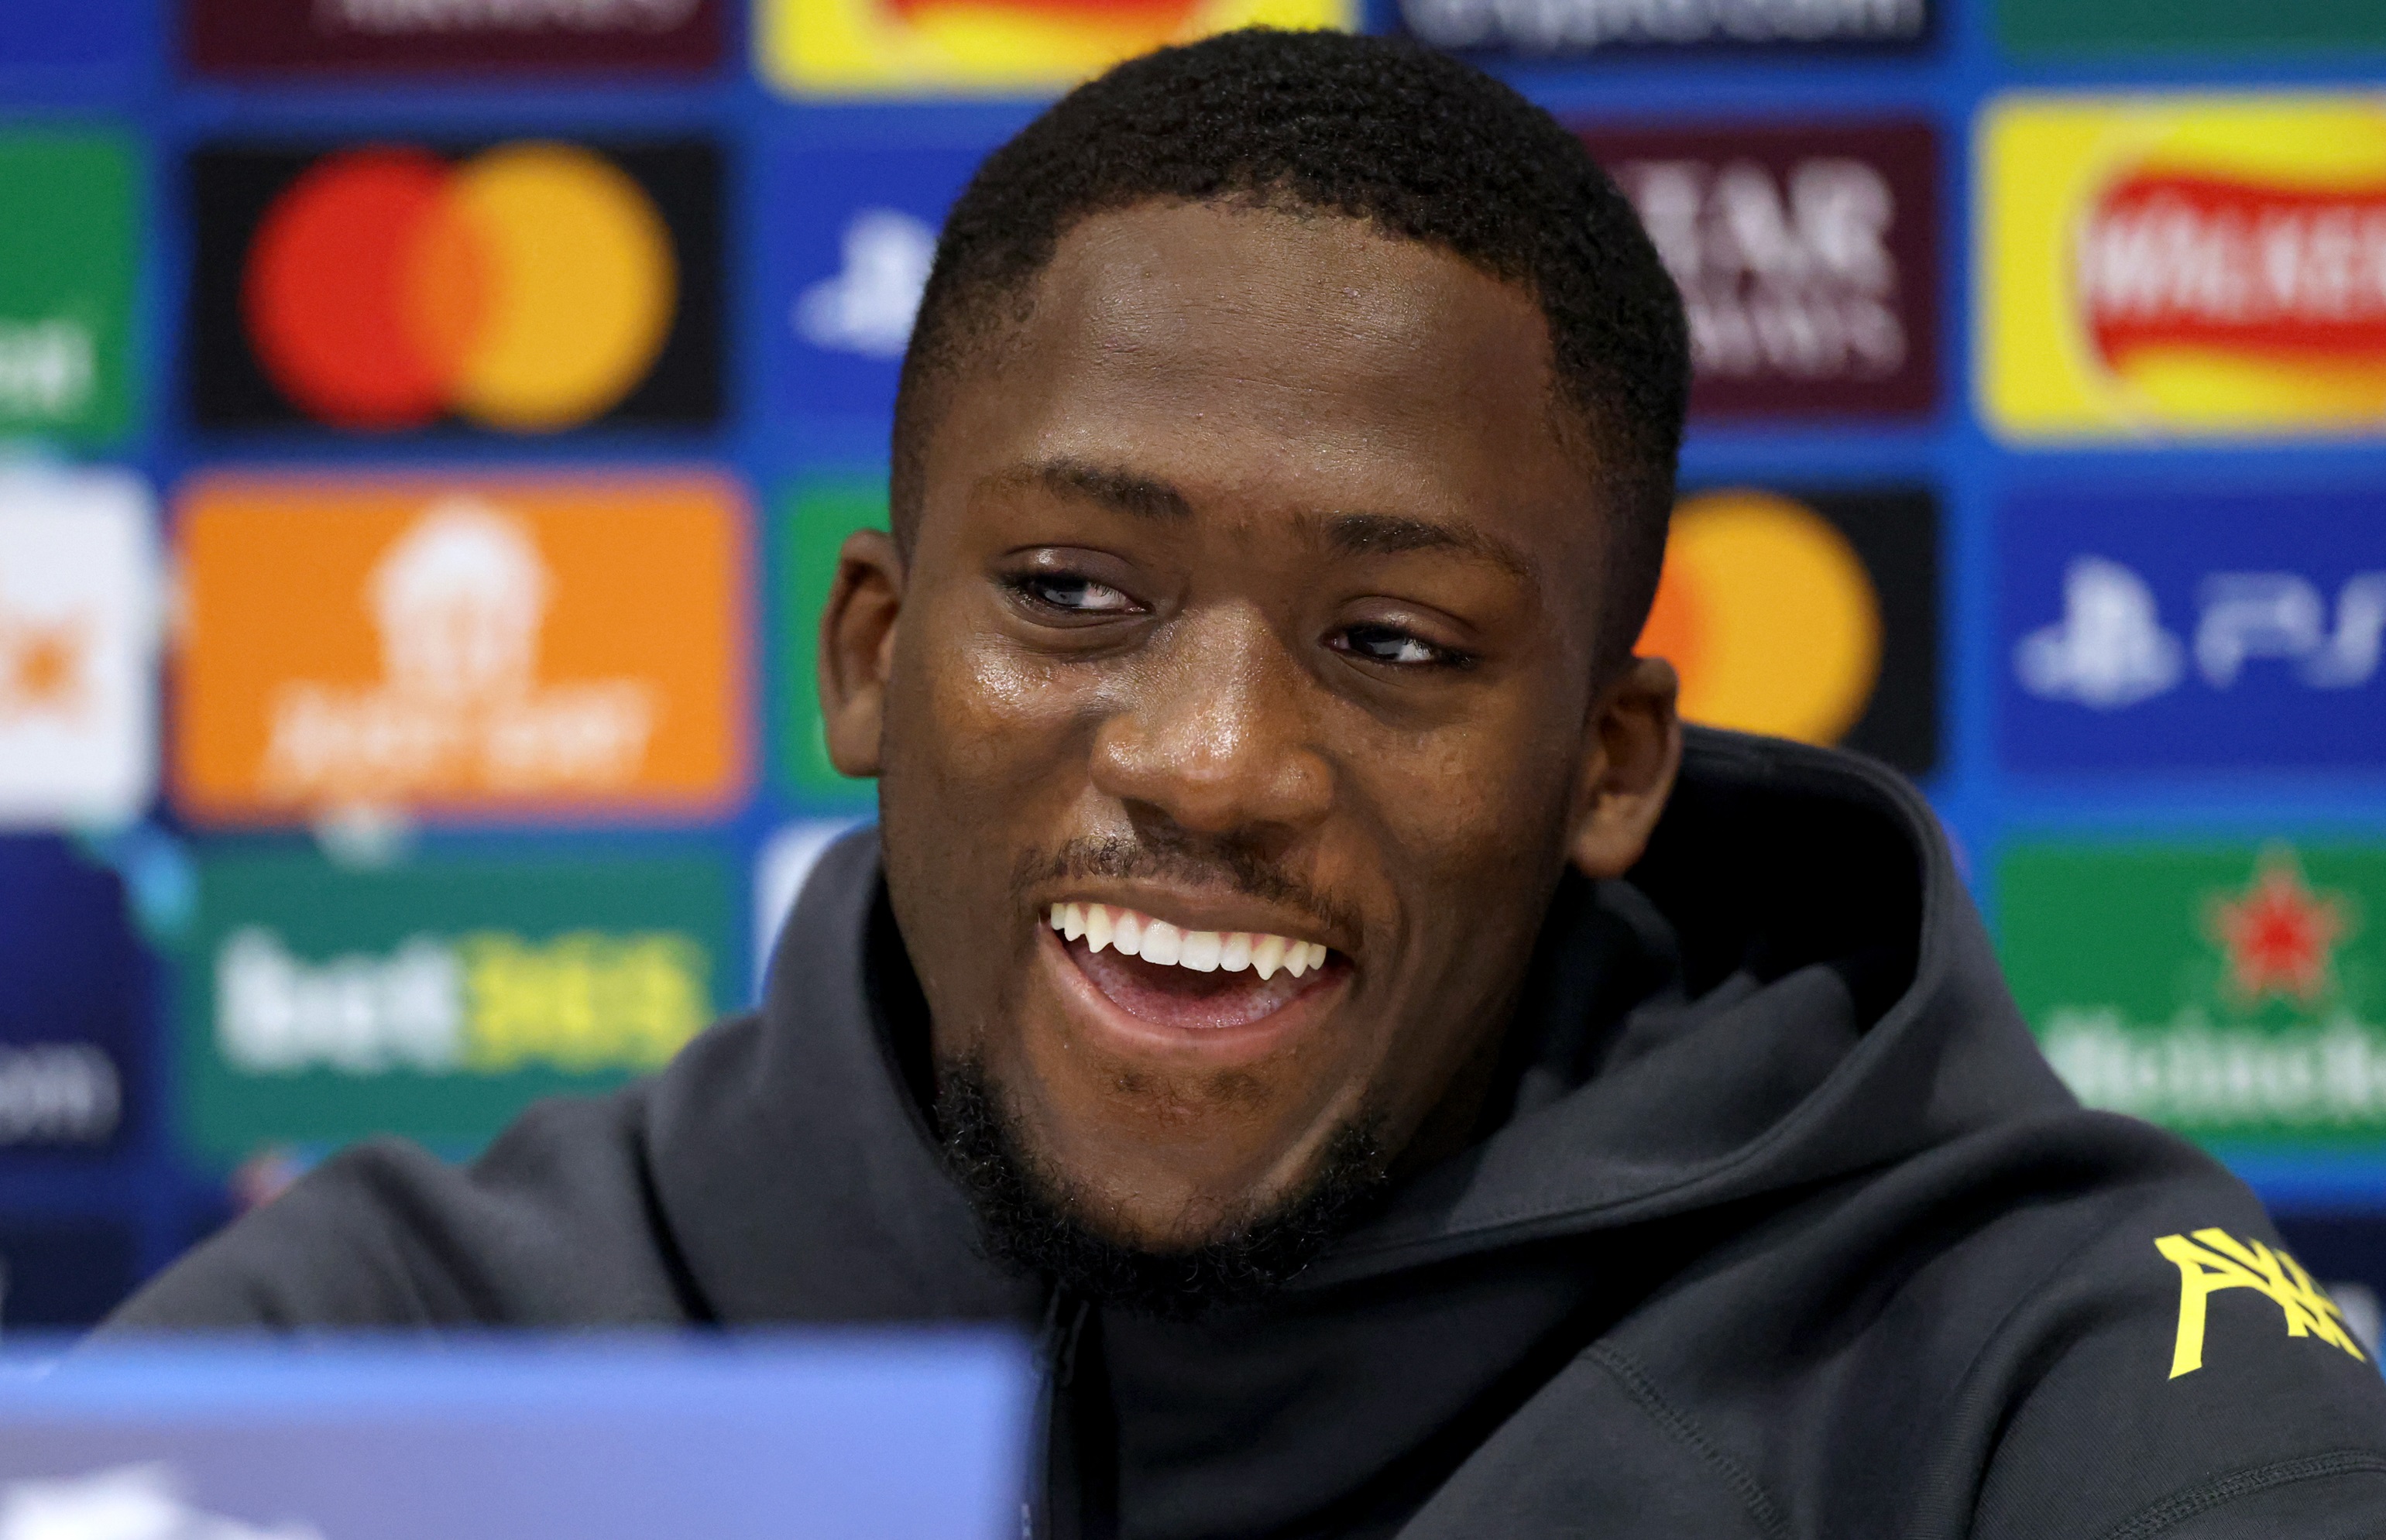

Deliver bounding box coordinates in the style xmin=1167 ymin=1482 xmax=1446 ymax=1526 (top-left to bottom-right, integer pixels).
xmin=0 ymin=469 xmax=158 ymax=829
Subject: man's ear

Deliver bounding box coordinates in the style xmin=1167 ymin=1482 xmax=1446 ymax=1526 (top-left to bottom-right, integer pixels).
xmin=1566 ymin=656 xmax=1684 ymax=880
xmin=819 ymin=528 xmax=906 ymax=778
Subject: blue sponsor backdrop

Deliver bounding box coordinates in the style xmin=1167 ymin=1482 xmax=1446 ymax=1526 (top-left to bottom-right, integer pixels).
xmin=2003 ymin=492 xmax=2386 ymax=775
xmin=765 ymin=138 xmax=992 ymax=427
xmin=4 ymin=0 xmax=2386 ymax=1322
xmin=0 ymin=839 xmax=143 ymax=1164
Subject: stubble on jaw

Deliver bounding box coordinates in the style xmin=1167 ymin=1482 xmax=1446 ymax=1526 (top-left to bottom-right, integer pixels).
xmin=936 ymin=1054 xmax=1389 ymax=1320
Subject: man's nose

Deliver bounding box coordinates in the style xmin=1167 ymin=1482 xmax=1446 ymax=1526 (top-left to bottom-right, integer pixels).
xmin=1087 ymin=606 xmax=1334 ymax=840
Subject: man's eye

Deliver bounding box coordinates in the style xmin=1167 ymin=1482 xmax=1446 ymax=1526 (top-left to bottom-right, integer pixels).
xmin=1015 ymin=574 xmax=1138 ymax=615
xmin=1336 ymin=625 xmax=1466 ymax=668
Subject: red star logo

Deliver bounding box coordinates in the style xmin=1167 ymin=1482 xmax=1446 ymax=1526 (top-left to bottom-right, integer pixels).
xmin=2206 ymin=848 xmax=2354 ymax=1007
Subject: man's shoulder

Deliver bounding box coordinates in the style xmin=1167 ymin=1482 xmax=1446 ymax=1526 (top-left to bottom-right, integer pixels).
xmin=1413 ymin=1108 xmax=2386 ymax=1538
xmin=1946 ymin=1112 xmax=2386 ymax=1538
xmin=100 ymin=1024 xmax=747 ymax=1333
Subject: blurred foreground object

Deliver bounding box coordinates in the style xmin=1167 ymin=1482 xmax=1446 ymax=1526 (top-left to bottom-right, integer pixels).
xmin=0 ymin=1335 xmax=1030 ymax=1540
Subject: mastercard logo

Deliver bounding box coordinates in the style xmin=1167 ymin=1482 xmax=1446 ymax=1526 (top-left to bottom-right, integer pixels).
xmin=189 ymin=140 xmax=719 ymax=436
xmin=1636 ymin=489 xmax=1886 ymax=749
xmin=757 ymin=0 xmax=1351 ymax=95
xmin=239 ymin=143 xmax=673 ymax=433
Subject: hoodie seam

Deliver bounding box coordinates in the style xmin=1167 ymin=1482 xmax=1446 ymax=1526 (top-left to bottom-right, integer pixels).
xmin=1584 ymin=1343 xmax=1790 ymax=1540
xmin=2089 ymin=1450 xmax=2386 ymax=1540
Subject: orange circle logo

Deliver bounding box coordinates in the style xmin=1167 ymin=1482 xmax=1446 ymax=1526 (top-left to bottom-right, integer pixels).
xmin=1637 ymin=489 xmax=1883 ymax=746
xmin=241 ymin=142 xmax=677 ymax=433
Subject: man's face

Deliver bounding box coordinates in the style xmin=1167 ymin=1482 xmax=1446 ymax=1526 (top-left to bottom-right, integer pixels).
xmin=826 ymin=201 xmax=1677 ymax=1254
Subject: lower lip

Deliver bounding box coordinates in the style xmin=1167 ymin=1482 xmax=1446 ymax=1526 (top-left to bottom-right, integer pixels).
xmin=1036 ymin=925 xmax=1350 ymax=1063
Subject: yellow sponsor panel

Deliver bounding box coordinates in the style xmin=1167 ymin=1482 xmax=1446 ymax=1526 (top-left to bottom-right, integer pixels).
xmin=1979 ymin=94 xmax=2386 ymax=441
xmin=757 ymin=0 xmax=1351 ymax=98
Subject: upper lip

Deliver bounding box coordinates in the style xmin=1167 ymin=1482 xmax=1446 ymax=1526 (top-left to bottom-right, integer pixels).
xmin=1034 ymin=883 xmax=1354 ymax=957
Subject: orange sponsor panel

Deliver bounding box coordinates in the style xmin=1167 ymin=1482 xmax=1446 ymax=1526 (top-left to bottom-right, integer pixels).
xmin=174 ymin=471 xmax=749 ymax=823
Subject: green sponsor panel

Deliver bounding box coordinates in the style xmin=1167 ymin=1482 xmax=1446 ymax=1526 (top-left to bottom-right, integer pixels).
xmin=180 ymin=849 xmax=735 ymax=1162
xmin=0 ymin=132 xmax=136 ymax=443
xmin=2000 ymin=0 xmax=2386 ymax=53
xmin=777 ymin=477 xmax=887 ymax=808
xmin=2000 ymin=842 xmax=2386 ymax=1155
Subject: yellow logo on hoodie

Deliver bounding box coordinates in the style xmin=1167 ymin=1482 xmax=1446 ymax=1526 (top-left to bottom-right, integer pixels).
xmin=2155 ymin=1229 xmax=2365 ymax=1377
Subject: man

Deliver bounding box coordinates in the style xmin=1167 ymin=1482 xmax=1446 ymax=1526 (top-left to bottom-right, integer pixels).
xmin=112 ymin=29 xmax=2386 ymax=1538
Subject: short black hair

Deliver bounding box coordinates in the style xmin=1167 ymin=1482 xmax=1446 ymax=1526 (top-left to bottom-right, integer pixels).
xmin=891 ymin=26 xmax=1690 ymax=671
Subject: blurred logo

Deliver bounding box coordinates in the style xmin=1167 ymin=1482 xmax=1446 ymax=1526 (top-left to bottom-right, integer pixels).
xmin=0 ymin=1045 xmax=118 ymax=1148
xmin=2000 ymin=490 xmax=2386 ymax=770
xmin=1635 ymin=486 xmax=1938 ymax=773
xmin=215 ymin=925 xmax=706 ymax=1075
xmin=184 ymin=0 xmax=724 ymax=75
xmin=796 ymin=210 xmax=938 ymax=360
xmin=1982 ymin=94 xmax=2386 ymax=440
xmin=1402 ymin=0 xmax=1922 ymax=54
xmin=182 ymin=849 xmax=733 ymax=1158
xmin=0 ymin=839 xmax=144 ymax=1158
xmin=173 ymin=472 xmax=748 ymax=824
xmin=2207 ymin=849 xmax=2351 ymax=1007
xmin=0 ymin=1465 xmax=321 ymax=1540
xmin=2001 ymin=842 xmax=2386 ymax=1147
xmin=755 ymin=0 xmax=1350 ymax=96
xmin=187 ymin=140 xmax=721 ymax=434
xmin=1578 ymin=120 xmax=1937 ymax=419
xmin=763 ymin=142 xmax=984 ymax=424
xmin=0 ymin=133 xmax=136 ymax=443
xmin=0 ymin=470 xmax=159 ymax=831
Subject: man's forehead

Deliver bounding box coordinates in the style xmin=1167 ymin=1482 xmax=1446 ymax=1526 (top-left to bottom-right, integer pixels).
xmin=1019 ymin=201 xmax=1557 ymax=396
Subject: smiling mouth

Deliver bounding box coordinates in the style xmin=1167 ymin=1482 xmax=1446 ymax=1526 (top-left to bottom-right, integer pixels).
xmin=1045 ymin=902 xmax=1342 ymax=1032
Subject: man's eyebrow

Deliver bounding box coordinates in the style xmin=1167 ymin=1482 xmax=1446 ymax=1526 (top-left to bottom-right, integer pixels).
xmin=1316 ymin=511 xmax=1539 ymax=583
xmin=987 ymin=458 xmax=1193 ymax=521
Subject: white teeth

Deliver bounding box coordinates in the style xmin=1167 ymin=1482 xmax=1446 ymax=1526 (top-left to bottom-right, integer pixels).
xmin=1050 ymin=904 xmax=1328 ymax=983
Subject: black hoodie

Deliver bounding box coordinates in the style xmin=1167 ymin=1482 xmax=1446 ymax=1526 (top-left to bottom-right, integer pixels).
xmin=105 ymin=730 xmax=2386 ymax=1537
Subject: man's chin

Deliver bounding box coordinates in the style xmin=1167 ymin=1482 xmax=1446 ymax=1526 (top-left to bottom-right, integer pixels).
xmin=936 ymin=1056 xmax=1389 ymax=1320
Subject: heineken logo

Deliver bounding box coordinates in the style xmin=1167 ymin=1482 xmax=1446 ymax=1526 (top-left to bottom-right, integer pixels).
xmin=2003 ymin=842 xmax=2386 ymax=1143
xmin=2206 ymin=848 xmax=2356 ymax=1008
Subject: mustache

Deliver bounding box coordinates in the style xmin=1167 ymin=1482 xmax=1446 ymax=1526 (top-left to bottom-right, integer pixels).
xmin=1011 ymin=833 xmax=1362 ymax=938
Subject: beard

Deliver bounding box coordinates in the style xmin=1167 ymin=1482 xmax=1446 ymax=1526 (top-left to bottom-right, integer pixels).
xmin=936 ymin=1055 xmax=1390 ymax=1321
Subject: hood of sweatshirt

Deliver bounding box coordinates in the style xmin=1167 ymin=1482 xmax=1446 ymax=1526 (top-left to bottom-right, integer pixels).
xmin=644 ymin=726 xmax=2078 ymax=1538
